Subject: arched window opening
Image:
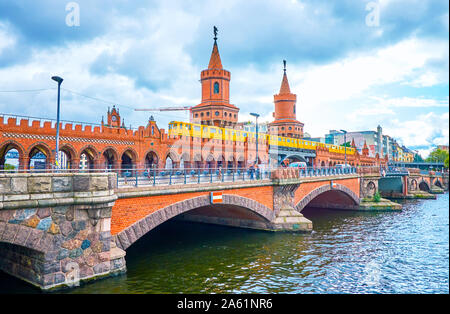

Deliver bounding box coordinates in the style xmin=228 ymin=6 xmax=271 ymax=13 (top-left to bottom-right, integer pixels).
xmin=214 ymin=82 xmax=220 ymax=94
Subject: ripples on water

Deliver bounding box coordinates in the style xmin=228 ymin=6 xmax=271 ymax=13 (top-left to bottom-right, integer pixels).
xmin=0 ymin=193 xmax=448 ymax=294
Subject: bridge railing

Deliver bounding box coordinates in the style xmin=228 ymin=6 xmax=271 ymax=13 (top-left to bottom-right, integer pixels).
xmin=116 ymin=167 xmax=272 ymax=187
xmin=0 ymin=165 xmax=360 ymax=188
xmin=271 ymin=166 xmax=358 ymax=180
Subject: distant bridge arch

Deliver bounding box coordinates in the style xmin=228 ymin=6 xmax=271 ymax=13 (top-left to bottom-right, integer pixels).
xmin=295 ymin=183 xmax=360 ymax=213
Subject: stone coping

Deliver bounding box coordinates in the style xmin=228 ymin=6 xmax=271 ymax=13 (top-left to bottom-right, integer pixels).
xmin=116 ymin=180 xmax=273 ymax=199
xmin=1 ymin=173 xmax=116 ymax=197
xmin=272 ymin=174 xmax=359 ymax=185
xmin=0 ymin=194 xmax=118 ymax=210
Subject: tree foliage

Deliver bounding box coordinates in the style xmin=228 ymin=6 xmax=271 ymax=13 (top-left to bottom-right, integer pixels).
xmin=426 ymin=148 xmax=449 ymax=165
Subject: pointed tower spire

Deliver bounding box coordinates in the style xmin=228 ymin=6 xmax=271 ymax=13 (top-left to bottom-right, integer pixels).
xmin=279 ymin=60 xmax=291 ymax=94
xmin=351 ymin=138 xmax=356 ymax=148
xmin=208 ymin=26 xmax=223 ymax=69
xmin=362 ymin=140 xmax=369 ymax=156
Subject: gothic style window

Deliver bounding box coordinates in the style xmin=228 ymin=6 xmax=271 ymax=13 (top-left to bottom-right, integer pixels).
xmin=215 ymin=111 xmax=220 ymax=116
xmin=214 ymin=82 xmax=220 ymax=94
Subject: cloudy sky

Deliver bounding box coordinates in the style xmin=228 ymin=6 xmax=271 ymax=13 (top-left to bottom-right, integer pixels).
xmin=0 ymin=0 xmax=448 ymax=157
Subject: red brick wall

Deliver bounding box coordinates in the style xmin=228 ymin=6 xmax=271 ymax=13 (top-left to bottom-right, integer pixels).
xmin=111 ymin=185 xmax=274 ymax=235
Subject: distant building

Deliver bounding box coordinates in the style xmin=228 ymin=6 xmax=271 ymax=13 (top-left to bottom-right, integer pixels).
xmin=438 ymin=145 xmax=449 ymax=152
xmin=324 ymin=125 xmax=406 ymax=161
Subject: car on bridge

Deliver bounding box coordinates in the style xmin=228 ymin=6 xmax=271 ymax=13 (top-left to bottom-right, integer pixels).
xmin=288 ymin=162 xmax=307 ymax=170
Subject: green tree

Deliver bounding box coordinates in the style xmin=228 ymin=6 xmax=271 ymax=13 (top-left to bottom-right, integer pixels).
xmin=3 ymin=163 xmax=16 ymax=170
xmin=445 ymin=155 xmax=449 ymax=169
xmin=414 ymin=153 xmax=424 ymax=162
xmin=426 ymin=148 xmax=449 ymax=164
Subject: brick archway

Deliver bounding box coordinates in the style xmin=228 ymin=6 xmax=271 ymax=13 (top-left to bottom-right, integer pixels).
xmin=27 ymin=142 xmax=53 ymax=169
xmin=113 ymin=194 xmax=275 ymax=250
xmin=419 ymin=180 xmax=431 ymax=192
xmin=0 ymin=140 xmax=26 ymax=169
xmin=295 ymin=183 xmax=360 ymax=213
xmin=434 ymin=178 xmax=443 ymax=189
xmin=144 ymin=149 xmax=160 ymax=169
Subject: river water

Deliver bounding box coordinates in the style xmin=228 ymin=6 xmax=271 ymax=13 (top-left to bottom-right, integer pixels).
xmin=0 ymin=193 xmax=448 ymax=294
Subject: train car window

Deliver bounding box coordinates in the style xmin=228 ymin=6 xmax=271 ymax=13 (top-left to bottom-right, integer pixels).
xmin=210 ymin=128 xmax=216 ymax=133
xmin=194 ymin=126 xmax=201 ymax=131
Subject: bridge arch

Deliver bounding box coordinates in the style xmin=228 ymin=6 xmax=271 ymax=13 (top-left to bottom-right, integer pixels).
xmin=295 ymin=184 xmax=360 ymax=213
xmin=419 ymin=180 xmax=431 ymax=192
xmin=113 ymin=194 xmax=275 ymax=250
xmin=434 ymin=178 xmax=443 ymax=189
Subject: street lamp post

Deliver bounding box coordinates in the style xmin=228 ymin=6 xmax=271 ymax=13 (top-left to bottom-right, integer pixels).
xmin=52 ymin=76 xmax=63 ymax=169
xmin=340 ymin=129 xmax=347 ymax=167
xmin=250 ymin=113 xmax=260 ymax=167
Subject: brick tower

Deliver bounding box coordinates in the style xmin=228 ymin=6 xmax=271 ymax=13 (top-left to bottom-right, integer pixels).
xmin=107 ymin=105 xmax=121 ymax=128
xmin=191 ymin=27 xmax=239 ymax=127
xmin=269 ymin=61 xmax=304 ymax=138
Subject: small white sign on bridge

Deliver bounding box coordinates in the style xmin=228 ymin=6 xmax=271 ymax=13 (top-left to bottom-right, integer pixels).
xmin=210 ymin=191 xmax=223 ymax=204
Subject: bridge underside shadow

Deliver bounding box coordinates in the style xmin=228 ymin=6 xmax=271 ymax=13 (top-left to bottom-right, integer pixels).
xmin=176 ymin=204 xmax=274 ymax=231
xmin=113 ymin=194 xmax=278 ymax=251
xmin=302 ymin=190 xmax=360 ymax=211
xmin=295 ymin=184 xmax=361 ymax=215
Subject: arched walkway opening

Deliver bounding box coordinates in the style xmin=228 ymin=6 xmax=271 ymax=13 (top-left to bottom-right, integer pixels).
xmin=79 ymin=146 xmax=97 ymax=171
xmin=58 ymin=145 xmax=76 ymax=170
xmin=121 ymin=150 xmax=137 ymax=172
xmin=434 ymin=180 xmax=443 ymax=189
xmin=28 ymin=144 xmax=51 ymax=171
xmin=0 ymin=143 xmax=22 ymax=170
xmin=145 ymin=151 xmax=159 ymax=169
xmin=226 ymin=156 xmax=235 ymax=169
xmin=165 ymin=156 xmax=173 ymax=169
xmin=102 ymin=148 xmax=118 ymax=170
xmin=206 ymin=154 xmax=215 ymax=169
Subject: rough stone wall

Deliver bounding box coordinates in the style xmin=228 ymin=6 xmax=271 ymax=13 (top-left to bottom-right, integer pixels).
xmin=0 ymin=173 xmax=124 ymax=290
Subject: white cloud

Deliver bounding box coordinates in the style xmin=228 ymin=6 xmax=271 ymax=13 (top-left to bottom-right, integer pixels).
xmin=0 ymin=22 xmax=16 ymax=54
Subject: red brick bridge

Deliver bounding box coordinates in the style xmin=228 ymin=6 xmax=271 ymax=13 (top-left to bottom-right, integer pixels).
xmin=0 ymin=168 xmax=444 ymax=290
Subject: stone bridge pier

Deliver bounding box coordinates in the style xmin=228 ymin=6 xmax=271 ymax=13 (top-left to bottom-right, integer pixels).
xmin=0 ymin=173 xmax=126 ymax=291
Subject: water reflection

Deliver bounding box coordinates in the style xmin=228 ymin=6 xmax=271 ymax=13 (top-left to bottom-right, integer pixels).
xmin=0 ymin=193 xmax=448 ymax=294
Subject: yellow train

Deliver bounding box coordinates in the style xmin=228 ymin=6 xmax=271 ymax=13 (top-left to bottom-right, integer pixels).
xmin=168 ymin=121 xmax=355 ymax=155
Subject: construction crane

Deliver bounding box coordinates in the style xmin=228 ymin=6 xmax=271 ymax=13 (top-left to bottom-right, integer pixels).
xmin=135 ymin=106 xmax=193 ymax=122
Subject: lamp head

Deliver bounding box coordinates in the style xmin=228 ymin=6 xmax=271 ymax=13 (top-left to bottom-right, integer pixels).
xmin=250 ymin=113 xmax=260 ymax=118
xmin=51 ymin=76 xmax=63 ymax=84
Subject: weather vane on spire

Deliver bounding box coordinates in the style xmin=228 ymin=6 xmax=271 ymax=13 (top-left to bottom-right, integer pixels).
xmin=213 ymin=26 xmax=218 ymax=42
xmin=283 ymin=60 xmax=287 ymax=73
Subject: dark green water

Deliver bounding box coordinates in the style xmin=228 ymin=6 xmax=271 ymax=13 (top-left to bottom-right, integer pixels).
xmin=1 ymin=193 xmax=448 ymax=294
